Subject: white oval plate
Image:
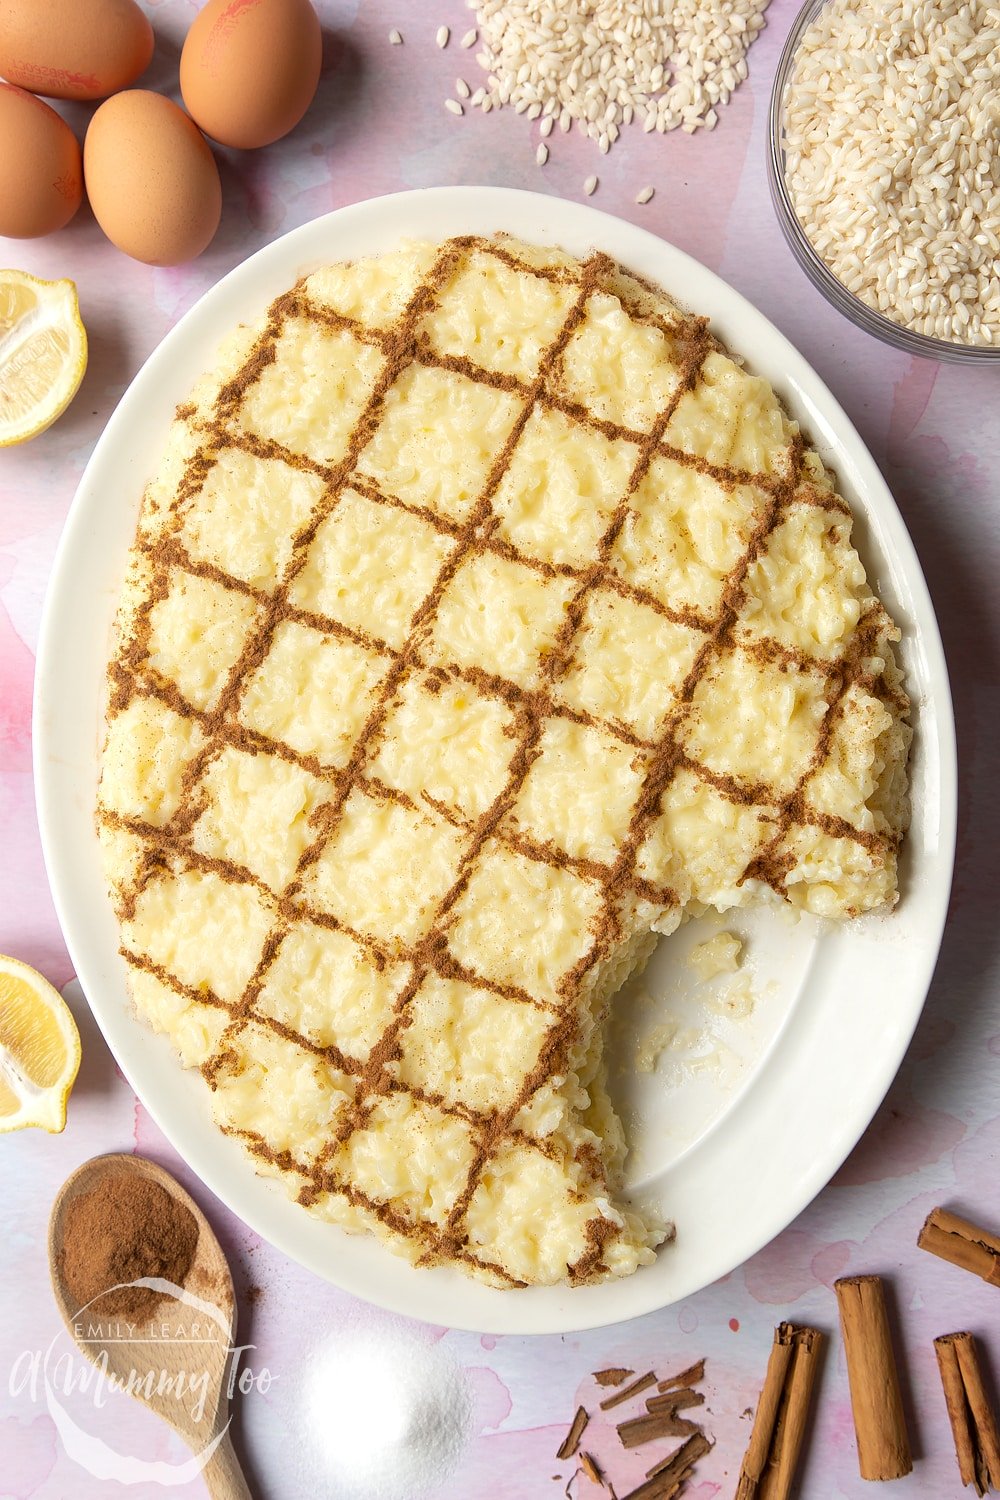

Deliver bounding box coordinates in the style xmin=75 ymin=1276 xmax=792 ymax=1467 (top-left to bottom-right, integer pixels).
xmin=34 ymin=187 xmax=956 ymax=1335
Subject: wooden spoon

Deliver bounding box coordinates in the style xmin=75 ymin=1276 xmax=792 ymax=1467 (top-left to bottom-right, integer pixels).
xmin=49 ymin=1152 xmax=252 ymax=1500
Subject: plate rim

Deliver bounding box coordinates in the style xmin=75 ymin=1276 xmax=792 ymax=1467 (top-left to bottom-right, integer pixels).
xmin=33 ymin=185 xmax=957 ymax=1335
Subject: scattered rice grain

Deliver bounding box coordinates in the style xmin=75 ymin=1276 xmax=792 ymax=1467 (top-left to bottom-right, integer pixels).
xmin=463 ymin=0 xmax=767 ymax=146
xmin=456 ymin=78 xmax=471 ymax=98
xmin=536 ymin=142 xmax=549 ymax=165
xmin=636 ymin=185 xmax=655 ymax=204
xmin=436 ymin=24 xmax=450 ymax=49
xmin=445 ymin=97 xmax=464 ymax=115
xmin=461 ymin=28 xmax=478 ymax=47
xmin=388 ymin=28 xmax=402 ymax=45
xmin=584 ymin=174 xmax=598 ymax=195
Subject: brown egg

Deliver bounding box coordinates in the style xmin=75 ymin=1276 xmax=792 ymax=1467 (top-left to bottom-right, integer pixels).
xmin=0 ymin=0 xmax=154 ymax=102
xmin=180 ymin=0 xmax=322 ymax=150
xmin=84 ymin=92 xmax=222 ymax=266
xmin=0 ymin=84 xmax=82 ymax=238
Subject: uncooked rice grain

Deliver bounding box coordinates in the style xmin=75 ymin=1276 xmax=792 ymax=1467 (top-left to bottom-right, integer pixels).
xmin=584 ymin=174 xmax=598 ymax=196
xmin=465 ymin=0 xmax=768 ymax=147
xmin=445 ymin=97 xmax=464 ymax=115
xmin=783 ymin=0 xmax=1000 ymax=347
xmin=436 ymin=24 xmax=450 ymax=48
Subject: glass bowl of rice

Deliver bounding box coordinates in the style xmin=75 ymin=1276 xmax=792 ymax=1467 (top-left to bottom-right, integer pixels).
xmin=768 ymin=0 xmax=1000 ymax=364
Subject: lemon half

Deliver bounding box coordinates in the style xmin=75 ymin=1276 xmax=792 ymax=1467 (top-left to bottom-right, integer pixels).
xmin=0 ymin=271 xmax=87 ymax=447
xmin=0 ymin=955 xmax=81 ymax=1133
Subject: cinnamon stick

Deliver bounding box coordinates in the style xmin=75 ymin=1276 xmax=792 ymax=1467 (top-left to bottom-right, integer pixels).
xmin=934 ymin=1332 xmax=1000 ymax=1495
xmin=735 ymin=1321 xmax=823 ymax=1500
xmin=835 ymin=1275 xmax=912 ymax=1480
xmin=919 ymin=1209 xmax=1000 ymax=1288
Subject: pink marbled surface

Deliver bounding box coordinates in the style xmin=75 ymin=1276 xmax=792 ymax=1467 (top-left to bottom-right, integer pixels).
xmin=3 ymin=2 xmax=1000 ymax=1497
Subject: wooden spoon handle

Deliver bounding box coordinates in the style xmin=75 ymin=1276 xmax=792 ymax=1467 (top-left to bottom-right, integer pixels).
xmin=201 ymin=1433 xmax=252 ymax=1500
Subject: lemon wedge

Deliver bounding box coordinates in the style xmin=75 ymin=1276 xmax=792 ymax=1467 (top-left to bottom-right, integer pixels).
xmin=0 ymin=271 xmax=87 ymax=447
xmin=0 ymin=955 xmax=81 ymax=1133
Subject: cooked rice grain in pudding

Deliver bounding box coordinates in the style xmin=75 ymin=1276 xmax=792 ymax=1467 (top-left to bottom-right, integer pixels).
xmin=98 ymin=235 xmax=911 ymax=1287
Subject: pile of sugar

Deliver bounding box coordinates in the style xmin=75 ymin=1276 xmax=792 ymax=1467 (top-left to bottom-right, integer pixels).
xmin=783 ymin=0 xmax=1000 ymax=347
xmin=463 ymin=0 xmax=769 ymax=145
xmin=299 ymin=1330 xmax=472 ymax=1498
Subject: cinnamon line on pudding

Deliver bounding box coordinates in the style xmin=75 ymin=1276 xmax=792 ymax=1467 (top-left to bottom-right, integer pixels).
xmin=835 ymin=1275 xmax=912 ymax=1480
xmin=735 ymin=1321 xmax=823 ymax=1500
xmin=919 ymin=1208 xmax=1000 ymax=1288
xmin=934 ymin=1332 xmax=1000 ymax=1495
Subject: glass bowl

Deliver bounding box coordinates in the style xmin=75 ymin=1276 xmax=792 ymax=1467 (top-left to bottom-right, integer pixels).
xmin=767 ymin=0 xmax=1000 ymax=366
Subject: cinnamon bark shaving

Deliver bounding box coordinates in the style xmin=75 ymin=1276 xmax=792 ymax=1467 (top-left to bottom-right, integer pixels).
xmin=657 ymin=1359 xmax=705 ymax=1394
xmin=557 ymin=1405 xmax=590 ymax=1460
xmin=644 ymin=1390 xmax=704 ymax=1416
xmin=580 ymin=1451 xmax=605 ymax=1485
xmin=624 ymin=1431 xmax=713 ymax=1498
xmin=599 ymin=1371 xmax=658 ymax=1410
xmin=617 ymin=1387 xmax=704 ymax=1448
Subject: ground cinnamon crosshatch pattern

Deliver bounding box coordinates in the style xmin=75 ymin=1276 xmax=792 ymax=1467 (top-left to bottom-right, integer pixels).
xmin=96 ymin=234 xmax=911 ymax=1287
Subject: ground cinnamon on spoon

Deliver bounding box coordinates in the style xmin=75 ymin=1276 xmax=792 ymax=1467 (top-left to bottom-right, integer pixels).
xmin=60 ymin=1171 xmax=198 ymax=1322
